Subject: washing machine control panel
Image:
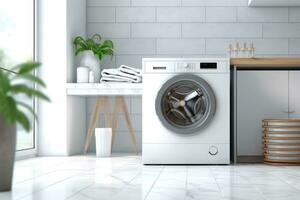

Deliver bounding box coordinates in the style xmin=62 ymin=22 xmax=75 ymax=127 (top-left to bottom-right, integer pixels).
xmin=143 ymin=58 xmax=229 ymax=74
xmin=176 ymin=61 xmax=227 ymax=73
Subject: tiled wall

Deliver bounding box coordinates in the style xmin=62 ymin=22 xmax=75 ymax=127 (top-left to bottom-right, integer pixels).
xmin=86 ymin=0 xmax=300 ymax=152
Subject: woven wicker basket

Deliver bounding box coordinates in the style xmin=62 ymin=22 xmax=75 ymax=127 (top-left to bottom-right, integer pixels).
xmin=262 ymin=119 xmax=300 ymax=165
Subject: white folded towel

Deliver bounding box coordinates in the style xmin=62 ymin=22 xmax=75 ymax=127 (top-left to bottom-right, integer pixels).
xmin=119 ymin=65 xmax=142 ymax=77
xmin=100 ymin=68 xmax=142 ymax=83
xmin=100 ymin=76 xmax=131 ymax=83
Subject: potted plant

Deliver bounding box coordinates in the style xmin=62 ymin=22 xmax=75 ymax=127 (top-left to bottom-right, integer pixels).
xmin=0 ymin=62 xmax=49 ymax=191
xmin=73 ymin=34 xmax=114 ymax=82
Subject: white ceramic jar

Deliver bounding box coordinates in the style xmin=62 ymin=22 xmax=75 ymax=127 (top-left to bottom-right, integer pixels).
xmin=76 ymin=66 xmax=89 ymax=83
xmin=89 ymin=71 xmax=95 ymax=83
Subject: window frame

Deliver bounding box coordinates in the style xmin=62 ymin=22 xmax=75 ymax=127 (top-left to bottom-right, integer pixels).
xmin=15 ymin=0 xmax=37 ymax=159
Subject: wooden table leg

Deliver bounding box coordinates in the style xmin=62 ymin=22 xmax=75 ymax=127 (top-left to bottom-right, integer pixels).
xmin=111 ymin=97 xmax=121 ymax=150
xmin=120 ymin=97 xmax=138 ymax=154
xmin=111 ymin=96 xmax=138 ymax=154
xmin=84 ymin=97 xmax=102 ymax=154
xmin=103 ymin=96 xmax=111 ymax=128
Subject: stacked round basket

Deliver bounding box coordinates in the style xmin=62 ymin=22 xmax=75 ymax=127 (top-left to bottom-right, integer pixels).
xmin=263 ymin=119 xmax=300 ymax=165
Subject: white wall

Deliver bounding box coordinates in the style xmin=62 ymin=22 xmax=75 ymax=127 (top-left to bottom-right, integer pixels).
xmin=86 ymin=0 xmax=300 ymax=153
xmin=37 ymin=0 xmax=86 ymax=156
xmin=66 ymin=0 xmax=87 ymax=155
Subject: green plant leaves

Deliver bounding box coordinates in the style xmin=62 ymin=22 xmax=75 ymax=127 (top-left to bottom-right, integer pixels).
xmin=0 ymin=96 xmax=17 ymax=123
xmin=91 ymin=34 xmax=101 ymax=42
xmin=102 ymin=40 xmax=114 ymax=49
xmin=73 ymin=34 xmax=114 ymax=60
xmin=16 ymin=110 xmax=30 ymax=131
xmin=0 ymin=70 xmax=10 ymax=94
xmin=75 ymin=47 xmax=86 ymax=56
xmin=13 ymin=74 xmax=46 ymax=87
xmin=73 ymin=36 xmax=88 ymax=49
xmin=14 ymin=62 xmax=40 ymax=74
xmin=10 ymin=84 xmax=50 ymax=102
xmin=0 ymin=61 xmax=50 ymax=131
xmin=17 ymin=101 xmax=37 ymax=119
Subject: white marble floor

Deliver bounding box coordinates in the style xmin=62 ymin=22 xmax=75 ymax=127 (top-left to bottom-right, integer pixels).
xmin=1 ymin=155 xmax=300 ymax=200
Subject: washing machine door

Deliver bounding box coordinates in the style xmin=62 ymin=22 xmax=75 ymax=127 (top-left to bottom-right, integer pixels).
xmin=155 ymin=74 xmax=216 ymax=134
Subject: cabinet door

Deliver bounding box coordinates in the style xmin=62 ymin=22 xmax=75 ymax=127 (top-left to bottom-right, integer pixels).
xmin=237 ymin=71 xmax=289 ymax=156
xmin=289 ymin=71 xmax=300 ymax=118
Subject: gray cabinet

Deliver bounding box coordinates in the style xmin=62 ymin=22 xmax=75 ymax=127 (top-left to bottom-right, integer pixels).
xmin=289 ymin=71 xmax=300 ymax=118
xmin=236 ymin=71 xmax=290 ymax=157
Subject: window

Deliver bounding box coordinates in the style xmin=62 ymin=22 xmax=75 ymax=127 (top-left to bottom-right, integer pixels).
xmin=0 ymin=0 xmax=35 ymax=151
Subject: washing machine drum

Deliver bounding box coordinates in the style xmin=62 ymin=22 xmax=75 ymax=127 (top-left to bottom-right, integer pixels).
xmin=155 ymin=74 xmax=216 ymax=134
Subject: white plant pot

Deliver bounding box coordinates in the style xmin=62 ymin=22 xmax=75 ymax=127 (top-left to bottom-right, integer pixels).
xmin=95 ymin=128 xmax=112 ymax=157
xmin=79 ymin=50 xmax=101 ymax=82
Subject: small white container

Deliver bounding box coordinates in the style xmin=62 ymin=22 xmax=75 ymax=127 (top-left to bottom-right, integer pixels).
xmin=89 ymin=70 xmax=95 ymax=83
xmin=77 ymin=66 xmax=89 ymax=83
xmin=95 ymin=128 xmax=112 ymax=157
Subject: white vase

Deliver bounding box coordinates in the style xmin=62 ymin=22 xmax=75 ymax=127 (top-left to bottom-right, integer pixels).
xmin=79 ymin=50 xmax=101 ymax=82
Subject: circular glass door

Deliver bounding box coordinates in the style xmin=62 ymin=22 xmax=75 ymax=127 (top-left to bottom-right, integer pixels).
xmin=155 ymin=74 xmax=216 ymax=134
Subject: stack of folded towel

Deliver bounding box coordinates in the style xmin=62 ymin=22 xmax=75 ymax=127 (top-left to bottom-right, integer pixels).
xmin=100 ymin=65 xmax=142 ymax=83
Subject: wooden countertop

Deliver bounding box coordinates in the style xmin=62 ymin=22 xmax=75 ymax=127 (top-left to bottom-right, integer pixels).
xmin=230 ymin=57 xmax=300 ymax=67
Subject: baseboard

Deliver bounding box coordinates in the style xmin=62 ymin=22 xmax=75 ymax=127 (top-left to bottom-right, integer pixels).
xmin=237 ymin=156 xmax=263 ymax=163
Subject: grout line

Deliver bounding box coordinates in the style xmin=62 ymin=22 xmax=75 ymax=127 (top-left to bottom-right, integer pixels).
xmin=115 ymin=7 xmax=117 ymax=23
xmin=130 ymin=23 xmax=132 ymax=38
xmin=155 ymin=7 xmax=157 ymax=23
xmin=86 ymin=5 xmax=254 ymax=8
xmin=209 ymin=166 xmax=224 ymax=198
xmin=185 ymin=166 xmax=188 ymax=199
xmin=236 ymin=6 xmax=238 ymax=22
xmin=21 ymin=172 xmax=83 ymax=200
xmin=261 ymin=23 xmax=264 ymax=38
xmin=66 ymin=182 xmax=95 ymax=199
xmin=180 ymin=23 xmax=183 ymax=38
xmin=204 ymin=39 xmax=207 ymax=54
xmin=143 ymin=166 xmax=165 ymax=200
xmin=204 ymin=7 xmax=206 ymax=22
xmin=288 ymin=7 xmax=290 ymax=22
xmin=155 ymin=38 xmax=157 ymax=55
xmin=87 ymin=21 xmax=300 ymax=24
xmin=13 ymin=158 xmax=77 ymax=185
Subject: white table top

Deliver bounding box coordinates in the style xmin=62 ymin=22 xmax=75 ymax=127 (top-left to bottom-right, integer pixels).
xmin=66 ymin=83 xmax=143 ymax=96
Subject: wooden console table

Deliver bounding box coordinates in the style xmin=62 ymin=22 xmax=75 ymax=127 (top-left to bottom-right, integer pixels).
xmin=66 ymin=83 xmax=143 ymax=154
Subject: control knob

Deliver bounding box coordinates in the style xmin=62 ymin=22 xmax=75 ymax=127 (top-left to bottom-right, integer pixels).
xmin=183 ymin=63 xmax=190 ymax=68
xmin=208 ymin=146 xmax=218 ymax=156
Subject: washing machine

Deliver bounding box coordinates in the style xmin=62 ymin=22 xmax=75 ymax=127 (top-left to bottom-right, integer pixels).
xmin=142 ymin=58 xmax=230 ymax=164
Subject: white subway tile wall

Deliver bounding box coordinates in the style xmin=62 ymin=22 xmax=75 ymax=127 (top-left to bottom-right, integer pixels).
xmin=289 ymin=39 xmax=300 ymax=55
xmin=206 ymin=7 xmax=237 ymax=22
xmin=116 ymin=8 xmax=156 ymax=22
xmin=156 ymin=39 xmax=205 ymax=54
xmin=86 ymin=0 xmax=300 ymax=152
xmin=289 ymin=8 xmax=300 ymax=22
xmin=156 ymin=7 xmax=205 ymax=22
xmin=131 ymin=23 xmax=181 ymax=38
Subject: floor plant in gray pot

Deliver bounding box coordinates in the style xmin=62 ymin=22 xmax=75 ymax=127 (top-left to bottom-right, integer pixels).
xmin=0 ymin=62 xmax=50 ymax=191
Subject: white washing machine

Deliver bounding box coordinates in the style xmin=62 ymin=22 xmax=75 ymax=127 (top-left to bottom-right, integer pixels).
xmin=142 ymin=58 xmax=230 ymax=164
